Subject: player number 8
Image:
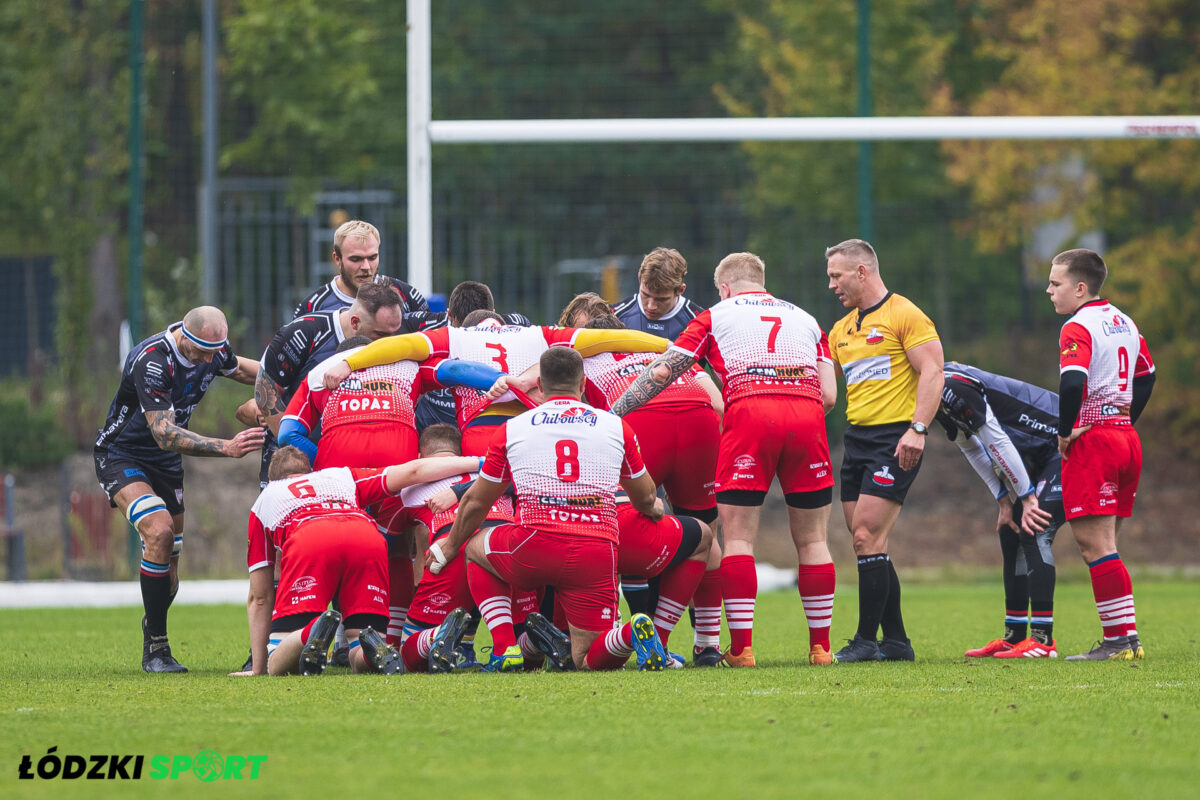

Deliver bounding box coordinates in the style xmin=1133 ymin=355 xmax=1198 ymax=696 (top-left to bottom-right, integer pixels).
xmin=555 ymin=440 xmax=580 ymax=482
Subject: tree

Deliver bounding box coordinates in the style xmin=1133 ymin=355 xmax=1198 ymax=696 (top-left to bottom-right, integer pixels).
xmin=0 ymin=1 xmax=133 ymax=444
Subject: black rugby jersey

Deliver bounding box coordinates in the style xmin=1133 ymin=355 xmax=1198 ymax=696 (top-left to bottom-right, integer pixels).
xmin=258 ymin=311 xmax=348 ymax=482
xmin=612 ymin=294 xmax=704 ymax=341
xmin=938 ymin=361 xmax=1060 ymax=473
xmin=293 ymin=275 xmax=428 ymax=320
xmin=95 ymin=323 xmax=239 ymax=469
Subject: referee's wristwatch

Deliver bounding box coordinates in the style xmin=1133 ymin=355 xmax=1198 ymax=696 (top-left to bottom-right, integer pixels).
xmin=909 ymin=421 xmax=928 ymax=435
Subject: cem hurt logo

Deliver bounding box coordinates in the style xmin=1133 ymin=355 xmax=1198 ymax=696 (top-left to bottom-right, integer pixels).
xmin=872 ymin=466 xmax=895 ymax=487
xmin=865 ymin=326 xmax=884 ymax=345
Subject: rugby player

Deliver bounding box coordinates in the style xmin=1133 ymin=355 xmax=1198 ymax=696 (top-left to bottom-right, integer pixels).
xmin=94 ymin=306 xmax=264 ymax=672
xmin=613 ymin=252 xmax=839 ymax=668
xmin=235 ymin=445 xmax=479 ymax=676
xmin=1047 ymin=249 xmax=1155 ymax=661
xmin=430 ymin=347 xmax=674 ymax=672
xmin=936 ymin=362 xmax=1062 ymax=659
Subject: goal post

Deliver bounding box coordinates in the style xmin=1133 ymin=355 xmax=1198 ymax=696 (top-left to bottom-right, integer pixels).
xmin=404 ymin=0 xmax=1199 ymax=295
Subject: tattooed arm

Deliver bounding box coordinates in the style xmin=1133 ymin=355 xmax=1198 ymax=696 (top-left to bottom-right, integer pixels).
xmin=254 ymin=372 xmax=289 ymax=436
xmin=146 ymin=410 xmax=265 ymax=458
xmin=610 ymin=349 xmax=697 ymax=417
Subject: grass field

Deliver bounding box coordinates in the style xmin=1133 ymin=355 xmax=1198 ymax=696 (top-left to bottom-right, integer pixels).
xmin=3 ymin=579 xmax=1198 ymax=798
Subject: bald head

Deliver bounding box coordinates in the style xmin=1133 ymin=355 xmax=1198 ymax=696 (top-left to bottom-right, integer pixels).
xmin=183 ymin=306 xmax=229 ymax=340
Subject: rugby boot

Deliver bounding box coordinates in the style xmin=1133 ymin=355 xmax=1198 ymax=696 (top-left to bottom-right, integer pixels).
xmin=693 ymin=645 xmax=723 ymax=667
xmin=454 ymin=642 xmax=483 ymax=670
xmin=358 ymin=626 xmax=403 ymax=674
xmin=428 ymin=608 xmax=470 ymax=674
xmin=1129 ymin=634 xmax=1145 ymax=660
xmin=719 ymin=645 xmax=757 ymax=668
xmin=297 ymin=609 xmax=341 ymax=676
xmin=141 ymin=615 xmax=187 ymax=674
xmin=330 ymin=646 xmax=352 ymax=668
xmin=524 ymin=612 xmax=576 ymax=671
xmin=809 ymin=644 xmax=834 ymax=666
xmin=992 ymin=637 xmax=1057 ymax=659
xmin=1064 ymin=637 xmax=1134 ymax=661
xmin=666 ymin=652 xmax=686 ymax=669
xmin=481 ymin=644 xmax=524 ymax=673
xmin=833 ymin=635 xmax=883 ymax=663
xmin=238 ymin=649 xmax=253 ymax=672
xmin=965 ymin=638 xmax=1014 ymax=658
xmin=630 ymin=613 xmax=670 ymax=671
xmin=880 ymin=636 xmax=916 ymax=662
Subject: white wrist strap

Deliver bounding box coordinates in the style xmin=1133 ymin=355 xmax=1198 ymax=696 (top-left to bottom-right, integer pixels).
xmin=429 ymin=542 xmax=448 ymax=574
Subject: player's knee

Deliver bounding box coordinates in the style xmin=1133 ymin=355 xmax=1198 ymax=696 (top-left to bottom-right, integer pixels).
xmin=693 ymin=520 xmax=714 ymax=556
xmin=127 ymin=494 xmax=169 ymax=533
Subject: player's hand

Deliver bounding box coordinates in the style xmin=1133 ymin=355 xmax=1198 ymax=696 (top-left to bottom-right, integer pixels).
xmin=1057 ymin=425 xmax=1091 ymax=459
xmin=224 ymin=426 xmax=266 ymax=457
xmin=426 ymin=488 xmax=459 ymax=514
xmin=323 ymin=360 xmax=352 ymax=390
xmin=227 ymin=670 xmax=256 ymax=677
xmin=485 ymin=376 xmax=512 ymax=401
xmin=425 ymin=539 xmax=459 ymax=574
xmin=996 ymin=498 xmax=1017 ymax=533
xmin=641 ymin=497 xmax=665 ymax=522
xmin=1018 ymin=494 xmax=1053 ymax=536
xmin=894 ymin=429 xmax=926 ymax=472
xmin=234 ymin=398 xmax=265 ymax=427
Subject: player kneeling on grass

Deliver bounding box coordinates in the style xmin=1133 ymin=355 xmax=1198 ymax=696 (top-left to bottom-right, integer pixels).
xmin=232 ymin=445 xmax=480 ymax=676
xmin=428 ymin=347 xmax=673 ymax=672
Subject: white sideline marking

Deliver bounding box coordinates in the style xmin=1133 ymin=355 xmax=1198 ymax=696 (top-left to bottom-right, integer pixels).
xmin=0 ymin=563 xmax=798 ymax=609
xmin=0 ymin=580 xmax=248 ymax=608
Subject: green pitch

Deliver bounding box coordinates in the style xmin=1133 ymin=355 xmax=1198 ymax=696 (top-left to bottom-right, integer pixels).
xmin=3 ymin=580 xmax=1198 ymax=798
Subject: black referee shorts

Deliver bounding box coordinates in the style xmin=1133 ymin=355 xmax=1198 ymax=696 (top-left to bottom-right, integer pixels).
xmin=840 ymin=422 xmax=922 ymax=505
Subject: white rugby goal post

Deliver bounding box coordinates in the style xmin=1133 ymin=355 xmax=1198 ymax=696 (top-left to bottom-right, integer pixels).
xmin=404 ymin=0 xmax=1200 ymax=295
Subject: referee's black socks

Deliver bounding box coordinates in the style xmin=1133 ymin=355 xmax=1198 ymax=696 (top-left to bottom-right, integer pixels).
xmin=855 ymin=554 xmax=890 ymax=641
xmin=881 ymin=559 xmax=908 ymax=641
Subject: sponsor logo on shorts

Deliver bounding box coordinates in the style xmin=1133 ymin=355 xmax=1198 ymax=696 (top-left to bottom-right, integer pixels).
xmin=428 ymin=592 xmax=452 ymax=607
xmin=601 ymin=607 xmax=612 ymax=619
xmin=865 ymin=326 xmax=884 ymax=345
xmin=368 ymin=584 xmax=383 ymax=594
xmin=732 ymin=473 xmax=756 ymax=480
xmin=814 ymin=469 xmax=829 ymax=479
xmin=123 ymin=468 xmax=147 ymax=478
xmin=174 ymin=489 xmax=184 ymax=505
xmin=289 ymin=576 xmax=317 ymax=594
xmin=872 ymin=466 xmax=896 ymax=487
xmin=1070 ymin=505 xmax=1084 ymax=513
xmin=1099 ymin=482 xmax=1118 ymax=496
xmin=733 ymin=454 xmax=756 ymax=470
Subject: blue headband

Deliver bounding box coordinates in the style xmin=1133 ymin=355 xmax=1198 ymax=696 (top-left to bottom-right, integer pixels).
xmin=180 ymin=322 xmax=228 ymax=351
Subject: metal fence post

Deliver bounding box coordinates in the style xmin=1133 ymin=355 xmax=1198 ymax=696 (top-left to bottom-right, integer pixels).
xmin=4 ymin=474 xmax=26 ymax=581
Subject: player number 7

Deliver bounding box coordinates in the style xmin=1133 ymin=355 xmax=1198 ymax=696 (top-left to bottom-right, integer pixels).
xmin=761 ymin=316 xmax=782 ymax=353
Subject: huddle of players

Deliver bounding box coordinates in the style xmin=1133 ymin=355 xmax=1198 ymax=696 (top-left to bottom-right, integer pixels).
xmin=96 ymin=218 xmax=1155 ymax=674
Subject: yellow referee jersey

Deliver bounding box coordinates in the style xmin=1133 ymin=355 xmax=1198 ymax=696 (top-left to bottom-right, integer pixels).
xmin=829 ymin=292 xmax=939 ymax=426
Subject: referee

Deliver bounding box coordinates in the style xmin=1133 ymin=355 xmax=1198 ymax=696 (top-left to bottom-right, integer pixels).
xmin=825 ymin=240 xmax=944 ymax=662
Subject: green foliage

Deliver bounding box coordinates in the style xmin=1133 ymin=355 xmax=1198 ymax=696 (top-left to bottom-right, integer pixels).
xmin=3 ymin=583 xmax=1198 ymax=797
xmin=0 ymin=393 xmax=72 ymax=470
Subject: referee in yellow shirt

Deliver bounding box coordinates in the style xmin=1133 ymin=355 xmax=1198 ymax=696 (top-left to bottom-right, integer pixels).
xmin=825 ymin=239 xmax=944 ymax=662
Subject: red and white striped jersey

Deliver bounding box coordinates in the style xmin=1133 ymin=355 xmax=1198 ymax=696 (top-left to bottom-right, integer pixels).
xmin=1059 ymin=300 xmax=1154 ymax=427
xmin=672 ymin=291 xmax=830 ymax=404
xmin=424 ymin=321 xmax=577 ymax=427
xmin=581 ymin=351 xmax=711 ymax=411
xmin=480 ymin=397 xmax=646 ymax=542
xmin=283 ymin=349 xmax=436 ymax=434
xmin=246 ymin=467 xmax=391 ymax=572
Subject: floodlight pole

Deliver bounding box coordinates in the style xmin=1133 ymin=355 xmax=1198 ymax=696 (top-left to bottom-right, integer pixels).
xmin=407 ymin=0 xmax=433 ymax=297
